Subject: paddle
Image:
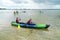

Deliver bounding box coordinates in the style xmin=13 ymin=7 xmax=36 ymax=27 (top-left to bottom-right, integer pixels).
xmin=18 ymin=24 xmax=20 ymax=29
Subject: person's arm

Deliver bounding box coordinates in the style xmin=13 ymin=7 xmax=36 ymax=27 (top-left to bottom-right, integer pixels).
xmin=27 ymin=19 xmax=32 ymax=24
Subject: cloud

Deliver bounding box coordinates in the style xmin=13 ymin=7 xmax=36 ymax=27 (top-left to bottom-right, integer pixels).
xmin=33 ymin=0 xmax=60 ymax=5
xmin=0 ymin=0 xmax=60 ymax=9
xmin=48 ymin=0 xmax=60 ymax=4
xmin=3 ymin=0 xmax=16 ymax=6
xmin=12 ymin=0 xmax=28 ymax=4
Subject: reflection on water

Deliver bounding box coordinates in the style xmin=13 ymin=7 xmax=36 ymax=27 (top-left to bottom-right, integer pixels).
xmin=0 ymin=10 xmax=60 ymax=40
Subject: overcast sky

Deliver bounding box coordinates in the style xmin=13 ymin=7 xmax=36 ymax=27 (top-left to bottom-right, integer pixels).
xmin=0 ymin=0 xmax=60 ymax=9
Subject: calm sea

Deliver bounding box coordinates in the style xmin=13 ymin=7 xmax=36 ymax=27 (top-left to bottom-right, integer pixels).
xmin=0 ymin=9 xmax=60 ymax=40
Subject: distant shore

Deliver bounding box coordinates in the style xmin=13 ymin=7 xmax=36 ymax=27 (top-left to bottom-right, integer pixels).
xmin=0 ymin=8 xmax=60 ymax=10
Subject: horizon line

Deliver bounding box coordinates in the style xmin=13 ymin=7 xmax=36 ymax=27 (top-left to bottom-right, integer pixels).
xmin=0 ymin=8 xmax=60 ymax=10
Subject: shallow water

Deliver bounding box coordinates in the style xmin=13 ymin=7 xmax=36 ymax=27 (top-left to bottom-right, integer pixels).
xmin=0 ymin=9 xmax=60 ymax=40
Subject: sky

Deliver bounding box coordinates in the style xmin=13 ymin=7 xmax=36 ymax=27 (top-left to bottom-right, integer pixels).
xmin=0 ymin=0 xmax=60 ymax=9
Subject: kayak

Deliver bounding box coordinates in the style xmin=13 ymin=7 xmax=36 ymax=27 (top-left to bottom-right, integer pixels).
xmin=11 ymin=21 xmax=50 ymax=29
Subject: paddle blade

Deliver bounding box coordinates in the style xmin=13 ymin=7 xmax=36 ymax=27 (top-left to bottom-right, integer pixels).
xmin=18 ymin=24 xmax=20 ymax=29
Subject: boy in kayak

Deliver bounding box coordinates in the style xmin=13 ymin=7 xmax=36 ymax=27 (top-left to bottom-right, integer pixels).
xmin=27 ymin=18 xmax=32 ymax=24
xmin=16 ymin=17 xmax=20 ymax=23
xmin=23 ymin=18 xmax=32 ymax=27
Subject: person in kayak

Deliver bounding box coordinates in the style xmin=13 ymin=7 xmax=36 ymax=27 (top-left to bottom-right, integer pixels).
xmin=16 ymin=17 xmax=20 ymax=23
xmin=16 ymin=17 xmax=25 ymax=24
xmin=23 ymin=18 xmax=32 ymax=27
xmin=27 ymin=18 xmax=32 ymax=24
